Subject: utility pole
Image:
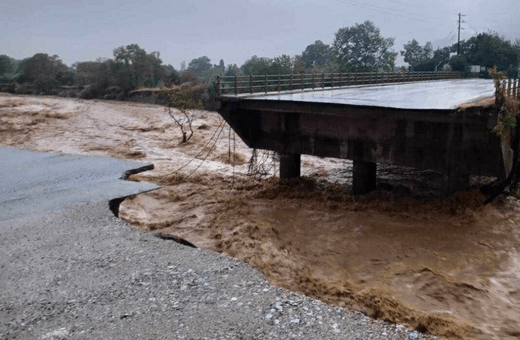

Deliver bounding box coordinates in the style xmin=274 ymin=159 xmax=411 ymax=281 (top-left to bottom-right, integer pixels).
xmin=457 ymin=13 xmax=465 ymax=56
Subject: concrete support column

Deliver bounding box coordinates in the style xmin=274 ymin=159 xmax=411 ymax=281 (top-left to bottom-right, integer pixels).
xmin=352 ymin=161 xmax=377 ymax=195
xmin=279 ymin=153 xmax=301 ymax=180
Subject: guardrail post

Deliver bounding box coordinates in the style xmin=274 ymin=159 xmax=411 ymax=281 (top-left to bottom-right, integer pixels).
xmin=250 ymin=75 xmax=253 ymax=93
xmin=301 ymin=73 xmax=305 ymax=90
xmin=322 ymin=73 xmax=325 ymax=89
xmin=290 ymin=73 xmax=293 ymax=91
xmin=217 ymin=76 xmax=221 ymax=96
xmin=312 ymin=73 xmax=315 ymax=89
xmin=265 ymin=74 xmax=268 ymax=93
xmin=339 ymin=72 xmax=343 ymax=87
xmin=278 ymin=74 xmax=281 ymax=92
xmin=234 ymin=75 xmax=238 ymax=96
xmin=331 ymin=72 xmax=334 ymax=88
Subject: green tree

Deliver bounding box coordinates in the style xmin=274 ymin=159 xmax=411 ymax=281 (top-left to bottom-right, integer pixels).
xmin=113 ymin=44 xmax=146 ymax=65
xmin=161 ymin=64 xmax=180 ymax=85
xmin=187 ymin=56 xmax=212 ymax=75
xmin=224 ymin=64 xmax=240 ymax=77
xmin=292 ymin=55 xmax=306 ymax=74
xmin=332 ymin=20 xmax=395 ymax=72
xmin=240 ymin=55 xmax=272 ymax=75
xmin=462 ymin=33 xmax=519 ymax=72
xmin=217 ymin=59 xmax=225 ymax=74
xmin=270 ymin=54 xmax=292 ymax=74
xmin=74 ymin=58 xmax=118 ymax=98
xmin=432 ymin=47 xmax=451 ymax=70
xmin=17 ymin=53 xmax=72 ymax=93
xmin=401 ymin=39 xmax=423 ymax=71
xmin=402 ymin=40 xmax=434 ymax=71
xmin=240 ymin=55 xmax=292 ymax=75
xmin=301 ymin=40 xmax=332 ymax=68
xmin=0 ymin=55 xmax=16 ymax=76
xmin=179 ymin=70 xmax=199 ymax=84
xmin=422 ymin=42 xmax=433 ymax=60
xmin=112 ymin=44 xmax=165 ymax=90
xmin=449 ymin=55 xmax=469 ymax=72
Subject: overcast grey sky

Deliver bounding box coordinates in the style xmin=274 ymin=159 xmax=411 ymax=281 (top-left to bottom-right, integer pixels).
xmin=1 ymin=0 xmax=519 ymax=69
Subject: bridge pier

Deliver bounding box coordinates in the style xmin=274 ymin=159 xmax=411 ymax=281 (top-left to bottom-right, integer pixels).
xmin=352 ymin=161 xmax=377 ymax=195
xmin=279 ymin=153 xmax=301 ymax=180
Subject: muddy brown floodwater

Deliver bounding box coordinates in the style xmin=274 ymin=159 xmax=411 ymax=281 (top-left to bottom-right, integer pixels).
xmin=120 ymin=174 xmax=520 ymax=340
xmin=2 ymin=93 xmax=520 ymax=339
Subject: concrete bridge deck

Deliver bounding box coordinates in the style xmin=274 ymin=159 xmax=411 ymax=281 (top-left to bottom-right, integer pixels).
xmin=217 ymin=79 xmax=502 ymax=197
xmin=241 ymin=79 xmax=495 ymax=110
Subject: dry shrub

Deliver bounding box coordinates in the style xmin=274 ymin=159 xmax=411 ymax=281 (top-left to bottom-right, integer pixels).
xmin=159 ymin=82 xmax=207 ymax=143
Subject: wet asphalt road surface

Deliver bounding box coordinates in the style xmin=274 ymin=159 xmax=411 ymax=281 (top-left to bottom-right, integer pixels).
xmin=0 ymin=147 xmax=157 ymax=222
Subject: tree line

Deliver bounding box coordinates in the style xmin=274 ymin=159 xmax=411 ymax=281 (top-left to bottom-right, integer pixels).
xmin=402 ymin=33 xmax=520 ymax=77
xmin=1 ymin=20 xmax=519 ymax=106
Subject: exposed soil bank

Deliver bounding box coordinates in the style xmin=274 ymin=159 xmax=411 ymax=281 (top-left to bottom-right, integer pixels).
xmin=3 ymin=93 xmax=520 ymax=339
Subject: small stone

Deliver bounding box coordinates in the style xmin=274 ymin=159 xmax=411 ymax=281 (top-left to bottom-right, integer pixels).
xmin=290 ymin=319 xmax=300 ymax=324
xmin=409 ymin=331 xmax=419 ymax=339
xmin=231 ymin=297 xmax=237 ymax=301
xmin=266 ymin=314 xmax=273 ymax=320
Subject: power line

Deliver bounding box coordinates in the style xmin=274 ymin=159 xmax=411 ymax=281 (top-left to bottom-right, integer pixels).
xmin=332 ymin=0 xmax=444 ymax=25
xmin=457 ymin=13 xmax=466 ymax=55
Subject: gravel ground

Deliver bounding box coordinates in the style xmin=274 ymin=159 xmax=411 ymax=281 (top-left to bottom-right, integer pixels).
xmin=0 ymin=201 xmax=439 ymax=340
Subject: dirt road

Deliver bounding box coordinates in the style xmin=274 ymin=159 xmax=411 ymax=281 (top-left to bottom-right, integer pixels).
xmin=2 ymin=92 xmax=520 ymax=339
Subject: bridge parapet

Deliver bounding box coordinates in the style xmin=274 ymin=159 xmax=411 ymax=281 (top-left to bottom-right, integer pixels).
xmin=217 ymin=71 xmax=463 ymax=96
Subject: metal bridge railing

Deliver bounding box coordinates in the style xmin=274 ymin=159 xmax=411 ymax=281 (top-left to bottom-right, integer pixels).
xmin=497 ymin=78 xmax=520 ymax=99
xmin=217 ymin=71 xmax=463 ymax=96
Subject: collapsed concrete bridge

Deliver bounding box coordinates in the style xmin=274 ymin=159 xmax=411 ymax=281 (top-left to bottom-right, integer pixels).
xmin=217 ymin=73 xmax=503 ymax=198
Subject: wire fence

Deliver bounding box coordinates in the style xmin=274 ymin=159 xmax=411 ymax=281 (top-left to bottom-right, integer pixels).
xmin=217 ymin=71 xmax=463 ymax=96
